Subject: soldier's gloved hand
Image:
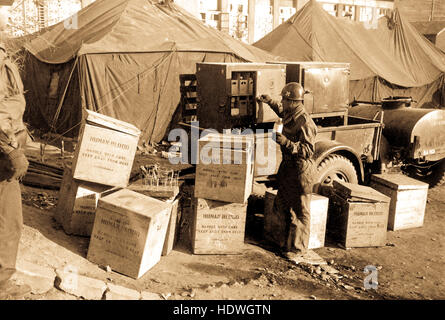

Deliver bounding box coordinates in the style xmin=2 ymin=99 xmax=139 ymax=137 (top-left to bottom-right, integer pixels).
xmin=274 ymin=132 xmax=289 ymax=147
xmin=7 ymin=149 xmax=29 ymax=182
xmin=257 ymin=94 xmax=272 ymax=104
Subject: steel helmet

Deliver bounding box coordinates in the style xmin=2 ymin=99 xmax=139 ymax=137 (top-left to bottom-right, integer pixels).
xmin=281 ymin=82 xmax=305 ymax=101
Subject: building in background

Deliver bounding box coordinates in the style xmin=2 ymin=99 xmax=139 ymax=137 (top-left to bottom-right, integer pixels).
xmin=192 ymin=0 xmax=395 ymax=44
xmin=395 ymin=0 xmax=445 ymax=22
xmin=6 ymin=0 xmax=441 ymax=44
xmin=1 ymin=0 xmax=83 ymax=36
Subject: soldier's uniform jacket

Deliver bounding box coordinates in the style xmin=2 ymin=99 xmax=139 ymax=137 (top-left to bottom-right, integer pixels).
xmin=0 ymin=57 xmax=27 ymax=179
xmin=268 ymin=100 xmax=318 ymax=173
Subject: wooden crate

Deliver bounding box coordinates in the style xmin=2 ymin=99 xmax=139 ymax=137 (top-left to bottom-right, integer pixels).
xmin=263 ymin=190 xmax=329 ymax=249
xmin=195 ymin=134 xmax=254 ymax=204
xmin=162 ymin=198 xmax=179 ymax=256
xmin=370 ymin=173 xmax=428 ymax=230
xmin=327 ymin=192 xmax=390 ymax=248
xmin=191 ymin=198 xmax=247 ymax=254
xmin=72 ymin=110 xmax=140 ymax=187
xmin=128 ymin=180 xmax=180 ymax=256
xmin=87 ymin=189 xmax=171 ymax=279
xmin=253 ymin=132 xmax=281 ymax=177
xmin=55 ymin=167 xmax=117 ymax=236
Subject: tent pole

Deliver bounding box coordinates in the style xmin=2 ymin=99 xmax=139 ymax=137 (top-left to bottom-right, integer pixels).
xmin=50 ymin=56 xmax=79 ymax=133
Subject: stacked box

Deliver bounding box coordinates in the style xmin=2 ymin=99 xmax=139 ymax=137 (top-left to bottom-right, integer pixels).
xmin=263 ymin=190 xmax=329 ymax=249
xmin=195 ymin=133 xmax=254 ymax=204
xmin=87 ymin=189 xmax=171 ymax=279
xmin=128 ymin=180 xmax=181 ymax=256
xmin=72 ymin=110 xmax=141 ymax=188
xmin=370 ymin=173 xmax=428 ymax=230
xmin=328 ymin=181 xmax=390 ymax=248
xmin=191 ymin=198 xmax=247 ymax=254
xmin=253 ymin=132 xmax=281 ymax=177
xmin=55 ymin=167 xmax=117 ymax=236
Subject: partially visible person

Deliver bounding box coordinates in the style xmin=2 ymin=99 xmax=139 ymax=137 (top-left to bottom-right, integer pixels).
xmin=0 ymin=42 xmax=31 ymax=299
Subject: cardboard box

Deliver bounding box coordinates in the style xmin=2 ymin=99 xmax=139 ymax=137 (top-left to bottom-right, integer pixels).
xmin=195 ymin=134 xmax=254 ymax=204
xmin=191 ymin=198 xmax=247 ymax=254
xmin=327 ymin=190 xmax=390 ymax=248
xmin=55 ymin=167 xmax=117 ymax=236
xmin=264 ymin=190 xmax=329 ymax=249
xmin=87 ymin=189 xmax=171 ymax=279
xmin=370 ymin=173 xmax=428 ymax=230
xmin=72 ymin=110 xmax=141 ymax=187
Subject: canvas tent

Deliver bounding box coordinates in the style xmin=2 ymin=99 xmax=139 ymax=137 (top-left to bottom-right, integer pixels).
xmin=253 ymin=0 xmax=445 ymax=109
xmin=19 ymin=0 xmax=275 ymax=143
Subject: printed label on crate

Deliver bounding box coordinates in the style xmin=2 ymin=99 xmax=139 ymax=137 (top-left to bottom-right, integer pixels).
xmin=199 ymin=167 xmax=245 ymax=189
xmin=345 ymin=202 xmax=388 ymax=247
xmin=73 ymin=124 xmax=138 ymax=186
xmin=193 ymin=199 xmax=247 ymax=254
xmin=88 ymin=209 xmax=149 ymax=277
xmin=70 ymin=190 xmax=99 ymax=234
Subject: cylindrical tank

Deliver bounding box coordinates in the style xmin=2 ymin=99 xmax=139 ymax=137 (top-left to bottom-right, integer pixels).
xmin=349 ymin=104 xmax=445 ymax=161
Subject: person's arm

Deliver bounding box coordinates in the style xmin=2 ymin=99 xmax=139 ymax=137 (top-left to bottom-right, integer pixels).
xmin=276 ymin=114 xmax=317 ymax=160
xmin=257 ymin=94 xmax=284 ymax=118
xmin=0 ymin=60 xmax=26 ymax=152
xmin=0 ymin=62 xmax=29 ymax=181
xmin=0 ymin=104 xmax=17 ymax=154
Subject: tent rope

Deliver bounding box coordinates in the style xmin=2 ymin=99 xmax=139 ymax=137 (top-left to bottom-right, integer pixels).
xmin=45 ymin=49 xmax=175 ymax=146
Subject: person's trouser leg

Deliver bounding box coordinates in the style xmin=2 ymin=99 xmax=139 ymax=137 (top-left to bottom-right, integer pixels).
xmin=291 ymin=193 xmax=311 ymax=253
xmin=0 ymin=179 xmax=23 ymax=287
xmin=288 ymin=165 xmax=314 ymax=254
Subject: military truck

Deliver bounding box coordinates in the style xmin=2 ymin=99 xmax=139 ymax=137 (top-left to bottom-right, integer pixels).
xmin=193 ymin=61 xmax=386 ymax=191
xmin=193 ymin=61 xmax=445 ymax=189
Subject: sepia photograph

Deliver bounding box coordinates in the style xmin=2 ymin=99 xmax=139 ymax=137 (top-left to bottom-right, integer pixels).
xmin=0 ymin=0 xmax=443 ymax=312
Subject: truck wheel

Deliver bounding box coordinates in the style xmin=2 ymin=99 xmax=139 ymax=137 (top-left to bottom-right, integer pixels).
xmin=314 ymin=154 xmax=358 ymax=192
xmin=431 ymin=160 xmax=445 ymax=187
xmin=409 ymin=159 xmax=445 ymax=188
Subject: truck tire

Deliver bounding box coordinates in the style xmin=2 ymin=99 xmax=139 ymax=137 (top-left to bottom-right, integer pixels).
xmin=417 ymin=159 xmax=445 ymax=188
xmin=315 ymin=154 xmax=358 ymax=191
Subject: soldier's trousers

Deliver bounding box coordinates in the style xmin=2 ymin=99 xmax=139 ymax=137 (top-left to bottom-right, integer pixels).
xmin=0 ymin=175 xmax=22 ymax=286
xmin=273 ymin=161 xmax=314 ymax=253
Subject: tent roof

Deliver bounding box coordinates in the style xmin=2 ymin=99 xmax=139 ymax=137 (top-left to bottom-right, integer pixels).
xmin=24 ymin=0 xmax=274 ymax=64
xmin=253 ymin=0 xmax=445 ymax=87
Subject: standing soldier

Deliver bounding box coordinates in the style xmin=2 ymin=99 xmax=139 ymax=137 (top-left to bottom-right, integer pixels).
xmin=257 ymin=82 xmax=318 ymax=261
xmin=0 ymin=42 xmax=31 ymax=299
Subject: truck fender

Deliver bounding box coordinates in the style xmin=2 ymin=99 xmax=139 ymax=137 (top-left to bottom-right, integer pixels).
xmin=314 ymin=140 xmax=365 ymax=183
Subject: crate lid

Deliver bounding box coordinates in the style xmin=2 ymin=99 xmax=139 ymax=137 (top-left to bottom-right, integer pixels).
xmin=98 ymin=188 xmax=170 ymax=217
xmin=83 ymin=110 xmax=141 ymax=137
xmin=199 ymin=132 xmax=254 ymax=150
xmin=333 ymin=180 xmax=390 ymax=203
xmin=371 ymin=174 xmax=429 ymax=190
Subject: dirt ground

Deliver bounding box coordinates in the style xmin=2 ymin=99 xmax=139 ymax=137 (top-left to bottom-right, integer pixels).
xmin=8 ymin=142 xmax=445 ymax=301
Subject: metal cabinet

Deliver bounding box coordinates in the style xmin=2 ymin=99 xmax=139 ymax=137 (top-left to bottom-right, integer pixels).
xmin=196 ymin=63 xmax=286 ymax=131
xmin=270 ymin=61 xmax=350 ymax=115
